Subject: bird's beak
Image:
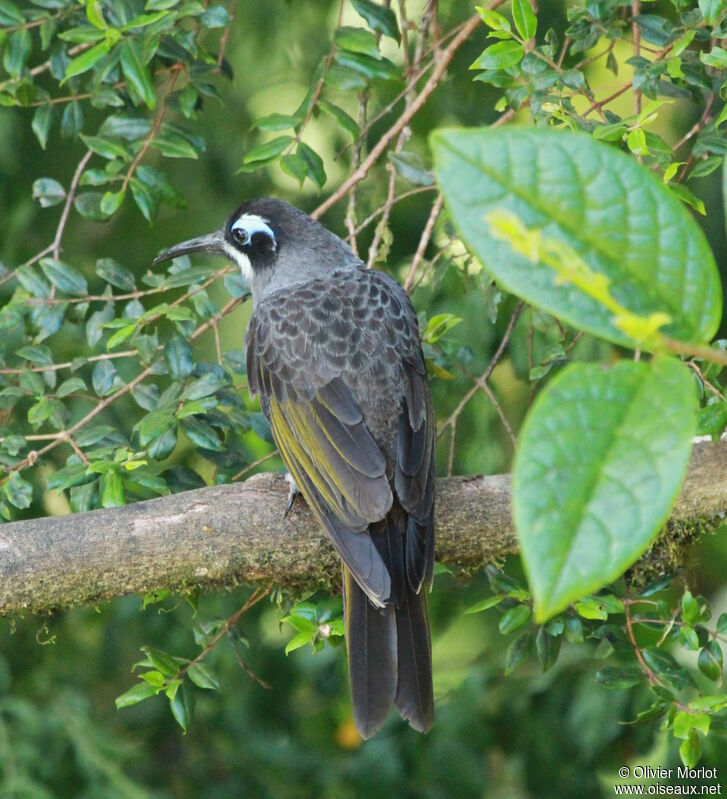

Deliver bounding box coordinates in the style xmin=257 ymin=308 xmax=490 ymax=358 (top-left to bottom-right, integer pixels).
xmin=153 ymin=229 xmax=227 ymax=265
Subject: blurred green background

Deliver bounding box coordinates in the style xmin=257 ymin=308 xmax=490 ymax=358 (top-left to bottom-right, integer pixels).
xmin=2 ymin=0 xmax=727 ymax=795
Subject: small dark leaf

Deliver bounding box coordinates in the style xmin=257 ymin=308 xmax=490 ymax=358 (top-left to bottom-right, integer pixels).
xmin=165 ymin=334 xmax=193 ymax=380
xmin=120 ymin=39 xmax=157 ymax=109
xmin=498 ymin=604 xmax=532 ymax=635
xmin=169 ymin=683 xmax=194 ymax=733
xmin=61 ymin=100 xmax=84 ymax=139
xmin=115 ymin=681 xmax=160 ymax=708
xmin=96 ymin=258 xmax=136 ymax=291
xmin=31 ymin=105 xmax=56 ymax=150
xmin=351 ymin=0 xmax=400 ymax=42
xmin=39 ymin=257 xmax=88 ymax=296
xmin=3 ymin=472 xmax=33 ymax=509
xmin=504 ymin=629 xmax=534 ymax=675
xmin=32 ymin=177 xmax=65 ymax=208
xmin=92 ymin=360 xmax=118 ymax=396
xmin=181 ymin=417 xmax=224 ymax=451
xmin=595 ymin=666 xmax=644 ymax=690
xmin=298 ymin=142 xmax=326 ymax=188
xmin=698 ymin=640 xmax=723 ymax=681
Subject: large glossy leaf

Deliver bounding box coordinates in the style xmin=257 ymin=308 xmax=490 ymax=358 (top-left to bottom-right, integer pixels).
xmin=432 ymin=127 xmax=721 ymax=347
xmin=513 ymin=356 xmax=697 ymax=620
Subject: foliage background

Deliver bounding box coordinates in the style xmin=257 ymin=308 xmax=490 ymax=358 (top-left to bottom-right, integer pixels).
xmin=2 ymin=0 xmax=727 ymax=795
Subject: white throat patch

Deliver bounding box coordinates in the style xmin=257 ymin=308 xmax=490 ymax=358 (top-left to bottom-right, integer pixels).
xmin=223 ymin=243 xmax=252 ymax=282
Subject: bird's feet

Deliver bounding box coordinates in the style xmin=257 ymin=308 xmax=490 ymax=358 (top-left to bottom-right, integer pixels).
xmin=284 ymin=473 xmax=301 ymax=518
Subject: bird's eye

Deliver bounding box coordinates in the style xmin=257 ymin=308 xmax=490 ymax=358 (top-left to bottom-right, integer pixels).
xmin=232 ymin=227 xmax=250 ymax=246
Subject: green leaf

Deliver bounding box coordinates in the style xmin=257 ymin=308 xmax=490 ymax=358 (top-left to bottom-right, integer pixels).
xmin=470 ymin=41 xmax=524 ymax=71
xmin=96 ymin=258 xmax=136 ymax=291
xmin=3 ymin=30 xmax=31 ymax=79
xmin=39 ymin=257 xmax=88 ymax=296
xmin=317 ymin=100 xmax=360 ymax=140
xmin=388 ymin=151 xmax=434 ymax=186
xmin=0 ymin=0 xmax=24 ymax=24
xmin=17 ymin=345 xmax=52 ymax=365
xmin=595 ymin=666 xmax=644 ymax=690
xmin=101 ymin=470 xmax=125 ymax=507
xmin=673 ymin=710 xmax=710 ymax=740
xmin=504 ymin=629 xmax=534 ymax=675
xmin=513 ymin=357 xmax=697 ymax=621
xmin=165 ymin=334 xmax=193 ymax=380
xmin=253 ymin=112 xmax=299 ymax=132
xmin=61 ymin=101 xmax=84 ymax=139
xmin=129 ymin=177 xmax=157 ymax=221
xmin=432 ymin=127 xmax=722 ymax=347
xmin=32 ymin=178 xmax=65 ymax=208
xmin=200 ymin=4 xmax=229 ymax=27
xmin=31 ymin=105 xmax=55 ymax=150
xmin=187 ymin=662 xmax=220 ymax=690
xmin=298 ymin=142 xmax=326 ymax=189
xmin=681 ymin=590 xmax=701 ymax=625
xmin=182 ymin=372 xmax=224 ymax=400
xmin=698 ymin=640 xmax=723 ymax=681
xmin=680 ymin=729 xmax=701 ymax=769
xmin=92 ymin=359 xmax=118 ymax=395
xmin=121 ymin=10 xmax=170 ymax=30
xmin=699 ymin=0 xmax=727 ymax=26
xmin=335 ymin=26 xmax=380 ymax=58
xmin=476 ymin=7 xmax=511 ymax=32
xmin=80 ymin=134 xmax=130 ymax=160
xmin=142 ymin=647 xmax=183 ymax=676
xmin=241 ymin=136 xmax=292 ymax=167
xmin=3 ymin=472 xmax=33 ymax=509
xmin=115 ymin=681 xmax=160 ymax=708
xmin=169 ymin=683 xmax=193 ymax=733
xmin=74 ymin=192 xmax=109 ymax=222
xmin=181 ymin=417 xmax=223 ymax=451
xmin=351 ymin=0 xmax=400 ymax=42
xmin=512 ymin=0 xmax=537 ymax=40
xmin=498 ymin=604 xmax=532 ymax=634
xmin=669 ymin=183 xmax=705 ymax=215
xmin=100 ymin=190 xmax=125 ymax=216
xmin=464 ymin=595 xmax=506 ymax=614
xmin=280 ymin=153 xmax=309 ymax=186
xmin=285 ymin=631 xmax=313 ymax=655
xmin=152 ymin=132 xmax=200 ymax=159
xmin=336 ymin=50 xmax=398 ymax=81
xmin=56 ymin=378 xmax=86 ymax=397
xmin=536 ymin=626 xmax=561 ymax=672
xmin=119 ymin=39 xmax=156 ymax=110
xmin=62 ymin=39 xmax=111 ymax=82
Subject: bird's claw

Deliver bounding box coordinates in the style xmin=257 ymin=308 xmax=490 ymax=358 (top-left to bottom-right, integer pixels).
xmin=284 ymin=473 xmax=300 ymax=518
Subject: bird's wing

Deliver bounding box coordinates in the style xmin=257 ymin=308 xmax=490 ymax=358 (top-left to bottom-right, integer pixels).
xmin=395 ymin=347 xmax=436 ymax=594
xmin=247 ymin=281 xmax=395 ymax=606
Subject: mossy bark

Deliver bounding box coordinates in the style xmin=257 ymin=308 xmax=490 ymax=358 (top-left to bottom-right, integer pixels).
xmin=1 ymin=436 xmax=725 ymax=615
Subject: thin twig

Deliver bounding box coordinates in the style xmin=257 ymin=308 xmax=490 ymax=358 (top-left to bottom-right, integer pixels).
xmin=52 ymin=150 xmax=93 ymax=261
xmin=404 ymin=193 xmax=443 ymax=292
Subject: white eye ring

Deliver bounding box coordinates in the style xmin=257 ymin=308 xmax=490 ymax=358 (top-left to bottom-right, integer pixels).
xmin=231 ymin=214 xmax=275 ymax=248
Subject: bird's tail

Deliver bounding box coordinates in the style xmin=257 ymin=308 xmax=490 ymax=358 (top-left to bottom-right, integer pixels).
xmin=343 ymin=508 xmax=433 ymax=739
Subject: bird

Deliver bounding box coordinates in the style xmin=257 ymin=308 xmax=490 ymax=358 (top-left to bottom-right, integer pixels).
xmin=154 ymin=198 xmax=435 ymax=738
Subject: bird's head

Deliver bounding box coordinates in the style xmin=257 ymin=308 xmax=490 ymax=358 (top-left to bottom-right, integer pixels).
xmin=153 ymin=197 xmax=361 ymax=300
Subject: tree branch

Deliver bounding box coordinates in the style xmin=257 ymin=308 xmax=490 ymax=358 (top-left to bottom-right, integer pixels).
xmin=1 ymin=436 xmax=726 ymax=615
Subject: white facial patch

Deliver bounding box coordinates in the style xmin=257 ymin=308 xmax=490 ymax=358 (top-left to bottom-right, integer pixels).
xmin=226 ymin=214 xmax=276 ymax=282
xmin=231 ymin=214 xmax=276 ymax=242
xmin=222 ymin=242 xmax=253 ymax=282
